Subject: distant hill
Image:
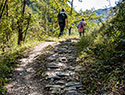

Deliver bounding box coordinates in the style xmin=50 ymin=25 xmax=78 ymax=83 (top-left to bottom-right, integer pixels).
xmin=95 ymin=8 xmax=109 ymax=16
xmin=94 ymin=8 xmax=112 ymax=22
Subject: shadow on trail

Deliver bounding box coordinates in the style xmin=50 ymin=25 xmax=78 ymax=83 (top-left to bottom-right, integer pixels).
xmin=5 ymin=42 xmax=56 ymax=95
xmin=34 ymin=39 xmax=84 ymax=95
xmin=6 ymin=38 xmax=83 ymax=95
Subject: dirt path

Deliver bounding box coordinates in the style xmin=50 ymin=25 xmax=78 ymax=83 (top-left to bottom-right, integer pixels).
xmin=6 ymin=42 xmax=56 ymax=95
xmin=6 ymin=39 xmax=84 ymax=95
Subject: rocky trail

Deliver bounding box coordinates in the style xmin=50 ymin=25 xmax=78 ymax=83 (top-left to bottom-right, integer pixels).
xmin=6 ymin=39 xmax=84 ymax=95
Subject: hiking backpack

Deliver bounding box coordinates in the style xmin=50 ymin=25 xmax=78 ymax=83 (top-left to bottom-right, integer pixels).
xmin=58 ymin=12 xmax=65 ymax=23
xmin=79 ymin=21 xmax=83 ymax=28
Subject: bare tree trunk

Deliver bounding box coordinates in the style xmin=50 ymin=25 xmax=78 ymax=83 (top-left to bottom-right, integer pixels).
xmin=0 ymin=0 xmax=5 ymax=11
xmin=70 ymin=0 xmax=74 ymax=15
xmin=18 ymin=28 xmax=23 ymax=45
xmin=68 ymin=25 xmax=72 ymax=36
xmin=23 ymin=14 xmax=31 ymax=41
xmin=0 ymin=0 xmax=8 ymax=20
xmin=22 ymin=0 xmax=26 ymax=16
xmin=6 ymin=4 xmax=9 ymax=41
xmin=18 ymin=0 xmax=26 ymax=45
xmin=69 ymin=0 xmax=74 ymax=36
xmin=44 ymin=4 xmax=47 ymax=31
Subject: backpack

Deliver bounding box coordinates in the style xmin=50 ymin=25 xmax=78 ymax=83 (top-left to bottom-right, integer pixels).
xmin=78 ymin=21 xmax=86 ymax=32
xmin=79 ymin=21 xmax=83 ymax=28
xmin=58 ymin=12 xmax=65 ymax=23
xmin=79 ymin=21 xmax=86 ymax=28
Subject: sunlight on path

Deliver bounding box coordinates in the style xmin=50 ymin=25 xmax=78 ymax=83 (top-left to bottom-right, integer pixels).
xmin=6 ymin=42 xmax=56 ymax=95
xmin=5 ymin=39 xmax=83 ymax=95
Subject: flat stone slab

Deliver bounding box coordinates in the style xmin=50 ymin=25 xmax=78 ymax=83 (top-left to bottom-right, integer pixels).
xmin=52 ymin=53 xmax=59 ymax=57
xmin=58 ymin=50 xmax=72 ymax=53
xmin=58 ymin=48 xmax=67 ymax=53
xmin=46 ymin=62 xmax=66 ymax=70
xmin=58 ymin=48 xmax=72 ymax=53
xmin=68 ymin=56 xmax=76 ymax=61
xmin=58 ymin=48 xmax=67 ymax=51
xmin=45 ymin=85 xmax=65 ymax=89
xmin=57 ymin=62 xmax=66 ymax=68
xmin=48 ymin=75 xmax=61 ymax=80
xmin=72 ymin=85 xmax=83 ymax=89
xmin=45 ymin=70 xmax=56 ymax=75
xmin=55 ymin=80 xmax=65 ymax=85
xmin=65 ymin=87 xmax=77 ymax=91
xmin=47 ymin=57 xmax=57 ymax=62
xmin=65 ymin=90 xmax=83 ymax=95
xmin=46 ymin=62 xmax=59 ymax=68
xmin=65 ymin=82 xmax=82 ymax=87
xmin=67 ymin=77 xmax=75 ymax=82
xmin=65 ymin=66 xmax=75 ymax=70
xmin=63 ymin=42 xmax=72 ymax=45
xmin=56 ymin=72 xmax=69 ymax=77
xmin=66 ymin=50 xmax=72 ymax=53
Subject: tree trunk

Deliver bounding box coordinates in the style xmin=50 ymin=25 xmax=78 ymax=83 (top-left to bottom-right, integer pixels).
xmin=23 ymin=14 xmax=31 ymax=41
xmin=70 ymin=0 xmax=74 ymax=15
xmin=17 ymin=0 xmax=26 ymax=45
xmin=22 ymin=0 xmax=26 ymax=16
xmin=0 ymin=0 xmax=5 ymax=11
xmin=0 ymin=0 xmax=8 ymax=20
xmin=69 ymin=0 xmax=74 ymax=36
xmin=44 ymin=4 xmax=47 ymax=31
xmin=6 ymin=4 xmax=9 ymax=41
xmin=69 ymin=27 xmax=72 ymax=36
xmin=18 ymin=28 xmax=23 ymax=45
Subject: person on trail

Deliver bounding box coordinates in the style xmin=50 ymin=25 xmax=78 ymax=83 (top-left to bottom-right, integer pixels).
xmin=78 ymin=18 xmax=86 ymax=37
xmin=56 ymin=8 xmax=68 ymax=38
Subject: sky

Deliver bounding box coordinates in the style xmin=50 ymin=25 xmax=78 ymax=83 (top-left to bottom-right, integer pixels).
xmin=73 ymin=0 xmax=119 ymax=11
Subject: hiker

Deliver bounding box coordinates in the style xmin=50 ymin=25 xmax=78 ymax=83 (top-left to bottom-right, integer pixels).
xmin=78 ymin=18 xmax=86 ymax=37
xmin=56 ymin=8 xmax=68 ymax=38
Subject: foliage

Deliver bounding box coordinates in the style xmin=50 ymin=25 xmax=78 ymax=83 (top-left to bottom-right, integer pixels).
xmin=0 ymin=0 xmax=106 ymax=94
xmin=76 ymin=1 xmax=125 ymax=94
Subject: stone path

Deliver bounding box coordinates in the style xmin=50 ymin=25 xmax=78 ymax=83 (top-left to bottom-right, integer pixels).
xmin=6 ymin=39 xmax=84 ymax=95
xmin=41 ymin=39 xmax=84 ymax=95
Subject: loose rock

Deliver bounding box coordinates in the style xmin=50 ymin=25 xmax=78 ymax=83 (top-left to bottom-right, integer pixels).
xmin=65 ymin=90 xmax=83 ymax=95
xmin=46 ymin=62 xmax=59 ymax=68
xmin=65 ymin=82 xmax=82 ymax=87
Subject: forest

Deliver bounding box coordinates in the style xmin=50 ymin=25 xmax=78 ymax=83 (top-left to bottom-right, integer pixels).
xmin=0 ymin=0 xmax=124 ymax=95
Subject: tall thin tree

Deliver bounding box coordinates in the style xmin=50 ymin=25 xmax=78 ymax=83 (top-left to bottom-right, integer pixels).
xmin=17 ymin=0 xmax=26 ymax=45
xmin=69 ymin=0 xmax=74 ymax=36
xmin=0 ymin=0 xmax=8 ymax=20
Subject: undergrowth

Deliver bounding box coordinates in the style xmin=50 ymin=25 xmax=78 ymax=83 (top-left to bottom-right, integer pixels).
xmin=76 ymin=2 xmax=125 ymax=94
xmin=0 ymin=40 xmax=40 ymax=94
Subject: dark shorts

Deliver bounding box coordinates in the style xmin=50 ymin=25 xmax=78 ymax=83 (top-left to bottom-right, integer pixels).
xmin=59 ymin=24 xmax=65 ymax=29
xmin=79 ymin=29 xmax=85 ymax=36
